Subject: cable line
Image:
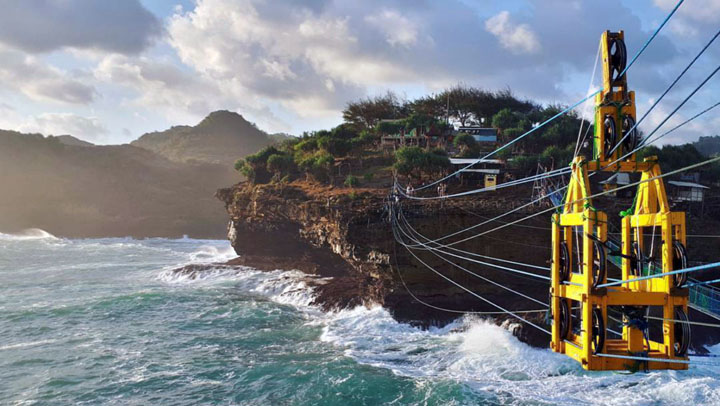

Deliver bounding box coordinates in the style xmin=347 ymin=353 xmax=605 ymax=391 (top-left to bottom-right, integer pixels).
xmin=607 ymin=26 xmax=720 ymax=157
xmin=390 ymin=229 xmax=547 ymax=315
xmin=397 ymin=230 xmax=552 ymax=335
xmin=403 ymin=0 xmax=683 ymax=193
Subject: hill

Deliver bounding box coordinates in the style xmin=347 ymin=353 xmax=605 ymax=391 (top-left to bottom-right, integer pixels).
xmin=131 ymin=110 xmax=274 ymax=165
xmin=694 ymin=135 xmax=720 ymax=157
xmin=0 ymin=130 xmax=238 ymax=238
xmin=53 ymin=135 xmax=95 ymax=147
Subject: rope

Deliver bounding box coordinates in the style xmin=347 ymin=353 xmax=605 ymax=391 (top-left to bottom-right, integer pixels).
xmin=574 ymin=40 xmax=601 ymax=157
xmin=402 ymin=0 xmax=683 ymax=193
xmin=645 ymin=315 xmax=720 ymax=329
xmin=596 ymin=353 xmax=720 ymax=367
xmin=618 ymin=0 xmax=684 ymax=78
xmin=607 ymin=25 xmax=720 ymax=156
xmin=398 ymin=167 xmax=571 ymax=201
xmin=394 ymin=214 xmax=551 ymax=282
xmin=396 ymin=227 xmax=552 ymax=335
xmin=431 ymin=155 xmax=720 ymax=252
xmin=390 ymin=231 xmax=547 ymax=315
xmin=596 ymin=261 xmax=720 ymax=288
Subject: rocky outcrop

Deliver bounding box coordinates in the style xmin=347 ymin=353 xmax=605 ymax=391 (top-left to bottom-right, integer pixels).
xmin=215 ymin=181 xmax=554 ymax=346
xmin=213 ymin=180 xmax=720 ymax=350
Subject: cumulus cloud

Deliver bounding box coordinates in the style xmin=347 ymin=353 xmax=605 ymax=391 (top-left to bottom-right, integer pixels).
xmin=0 ymin=45 xmax=96 ymax=104
xmin=19 ymin=113 xmax=108 ymax=140
xmin=485 ymin=11 xmax=541 ymax=54
xmin=365 ymin=10 xmax=420 ymax=48
xmin=0 ymin=0 xmax=161 ymax=54
xmin=94 ymin=53 xmax=291 ymax=131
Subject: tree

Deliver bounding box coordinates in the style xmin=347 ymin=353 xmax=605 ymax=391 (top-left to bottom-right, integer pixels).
xmin=342 ymin=91 xmax=405 ymax=130
xmin=266 ymin=153 xmax=295 ymax=179
xmin=453 ymin=133 xmax=480 ymax=158
xmin=394 ymin=146 xmax=451 ymax=179
xmin=492 ymin=108 xmax=519 ymax=131
xmin=437 ymin=84 xmax=477 ymax=126
xmin=409 ymin=95 xmax=446 ymax=121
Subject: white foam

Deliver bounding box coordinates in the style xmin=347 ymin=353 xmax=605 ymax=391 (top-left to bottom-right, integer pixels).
xmin=0 ymin=339 xmax=57 ymax=351
xmin=158 ymin=266 xmax=318 ymax=308
xmin=185 ymin=244 xmax=237 ymax=264
xmin=0 ymin=228 xmax=60 ymax=241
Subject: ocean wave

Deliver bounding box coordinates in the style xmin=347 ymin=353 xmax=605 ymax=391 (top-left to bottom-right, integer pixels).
xmin=185 ymin=244 xmax=237 ymax=264
xmin=158 ymin=267 xmax=318 ymax=308
xmin=0 ymin=228 xmax=60 ymax=241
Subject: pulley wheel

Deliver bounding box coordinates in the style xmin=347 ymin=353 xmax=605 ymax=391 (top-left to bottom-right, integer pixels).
xmin=631 ymin=241 xmax=644 ymax=277
xmin=559 ymin=241 xmax=570 ymax=282
xmin=622 ymin=115 xmax=639 ymax=153
xmin=671 ymin=241 xmax=689 ymax=288
xmin=591 ymin=240 xmax=607 ymax=288
xmin=603 ymin=115 xmax=617 ymax=160
xmin=591 ymin=308 xmax=605 ymax=355
xmin=558 ymin=299 xmax=570 ymax=340
xmin=609 ymin=37 xmax=627 ymax=82
xmin=674 ymin=307 xmax=691 ymax=356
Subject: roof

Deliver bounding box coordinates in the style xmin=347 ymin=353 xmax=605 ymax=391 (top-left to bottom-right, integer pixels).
xmin=457 ymin=127 xmax=497 ymax=137
xmin=449 ymin=158 xmax=503 ymax=165
xmin=471 ymin=135 xmax=497 ymax=142
xmin=668 ymin=180 xmax=709 ymax=189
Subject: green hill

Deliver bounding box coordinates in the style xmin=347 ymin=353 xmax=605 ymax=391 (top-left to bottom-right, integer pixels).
xmin=0 ymin=130 xmax=238 ymax=238
xmin=132 ymin=110 xmax=273 ymax=165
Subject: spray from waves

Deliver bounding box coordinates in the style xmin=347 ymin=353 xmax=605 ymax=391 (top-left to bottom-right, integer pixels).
xmin=320 ymin=307 xmax=720 ymax=404
xmin=185 ymin=244 xmax=237 ymax=264
xmin=0 ymin=228 xmax=59 ymax=241
xmin=158 ymin=266 xmax=320 ymax=308
xmin=155 ymin=257 xmax=720 ymax=405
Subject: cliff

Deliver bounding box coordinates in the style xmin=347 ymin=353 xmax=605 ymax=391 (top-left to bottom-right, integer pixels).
xmin=212 ymin=179 xmax=720 ymax=350
xmin=215 ymin=180 xmax=554 ymax=346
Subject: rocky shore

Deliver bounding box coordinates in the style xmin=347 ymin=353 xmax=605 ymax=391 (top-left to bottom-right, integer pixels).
xmin=169 ymin=179 xmax=720 ymax=350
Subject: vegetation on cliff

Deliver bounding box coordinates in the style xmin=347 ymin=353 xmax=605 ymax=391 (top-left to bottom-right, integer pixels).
xmin=234 ymin=84 xmax=720 ymax=189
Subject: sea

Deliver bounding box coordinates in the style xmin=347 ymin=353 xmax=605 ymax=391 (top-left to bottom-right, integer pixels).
xmin=1 ymin=230 xmax=720 ymax=405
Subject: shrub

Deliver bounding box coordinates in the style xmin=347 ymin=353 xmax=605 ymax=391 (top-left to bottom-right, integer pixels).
xmin=394 ymin=146 xmax=451 ymax=179
xmin=453 ymin=133 xmax=480 ymax=158
xmin=317 ymin=136 xmax=352 ymax=157
xmin=344 ymin=175 xmax=359 ymax=188
xmin=266 ymin=153 xmax=296 ymax=179
xmin=294 ymin=138 xmax=318 ymax=152
xmin=363 ymin=172 xmax=374 ymax=182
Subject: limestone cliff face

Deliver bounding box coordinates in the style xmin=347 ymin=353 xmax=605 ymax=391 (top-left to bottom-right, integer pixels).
xmin=216 ymin=183 xmax=392 ymax=277
xmin=215 ymin=181 xmax=552 ymax=346
xmin=214 ymin=181 xmax=720 ymax=351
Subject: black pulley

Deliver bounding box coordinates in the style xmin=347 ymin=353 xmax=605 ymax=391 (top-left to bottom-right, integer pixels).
xmin=609 ymin=37 xmax=627 ymax=82
xmin=671 ymin=241 xmax=689 ymax=287
xmin=622 ymin=115 xmax=639 ymax=152
xmin=591 ymin=308 xmax=605 ymax=355
xmin=559 ymin=241 xmax=570 ymax=281
xmin=631 ymin=241 xmax=644 ymax=276
xmin=674 ymin=307 xmax=691 ymax=356
xmin=558 ymin=299 xmax=570 ymax=340
xmin=603 ymin=115 xmax=617 ymax=160
xmin=591 ymin=240 xmax=607 ymax=288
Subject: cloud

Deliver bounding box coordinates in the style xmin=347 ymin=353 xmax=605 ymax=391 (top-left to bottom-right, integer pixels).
xmin=0 ymin=45 xmax=96 ymax=104
xmin=485 ymin=11 xmax=541 ymax=54
xmin=0 ymin=0 xmax=162 ymax=54
xmin=93 ymin=53 xmax=292 ymax=132
xmin=365 ymin=10 xmax=420 ymax=48
xmin=19 ymin=113 xmax=108 ymax=140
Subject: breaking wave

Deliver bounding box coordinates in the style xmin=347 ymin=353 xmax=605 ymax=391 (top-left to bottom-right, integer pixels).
xmin=0 ymin=228 xmax=59 ymax=241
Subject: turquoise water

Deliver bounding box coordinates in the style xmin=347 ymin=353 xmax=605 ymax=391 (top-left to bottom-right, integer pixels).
xmin=2 ymin=231 xmax=720 ymax=405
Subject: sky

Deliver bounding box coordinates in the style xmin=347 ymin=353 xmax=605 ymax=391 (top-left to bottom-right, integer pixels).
xmin=0 ymin=0 xmax=718 ymax=145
